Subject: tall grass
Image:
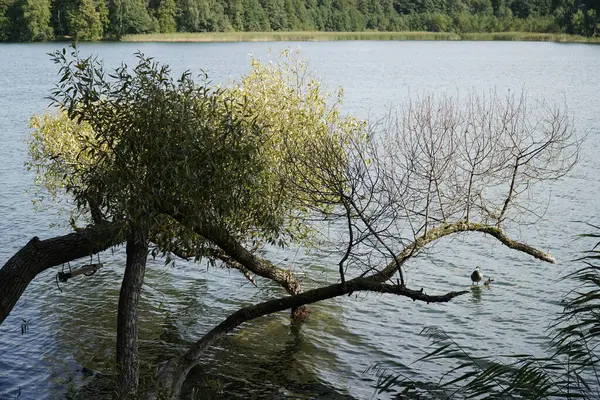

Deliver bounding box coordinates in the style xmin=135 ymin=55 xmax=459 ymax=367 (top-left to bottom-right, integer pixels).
xmin=460 ymin=32 xmax=600 ymax=42
xmin=121 ymin=31 xmax=600 ymax=43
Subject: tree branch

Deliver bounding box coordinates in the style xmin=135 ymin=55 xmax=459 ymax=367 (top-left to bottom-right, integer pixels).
xmin=155 ymin=279 xmax=468 ymax=397
xmin=163 ymin=206 xmax=304 ymax=297
xmin=0 ymin=221 xmax=124 ymax=324
xmin=153 ymin=219 xmax=554 ymax=398
xmin=186 ymin=219 xmax=303 ymax=296
xmin=368 ymin=220 xmax=555 ymax=283
xmin=206 ymin=248 xmax=258 ymax=287
xmin=498 ymin=157 xmax=520 ymax=226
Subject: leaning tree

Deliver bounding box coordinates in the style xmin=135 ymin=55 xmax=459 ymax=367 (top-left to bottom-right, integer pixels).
xmin=0 ymin=48 xmax=581 ymax=398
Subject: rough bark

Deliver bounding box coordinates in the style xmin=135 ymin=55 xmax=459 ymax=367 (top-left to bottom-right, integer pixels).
xmin=155 ymin=279 xmax=469 ymax=398
xmin=195 ymin=222 xmax=309 ymax=318
xmin=195 ymin=222 xmax=302 ymax=295
xmin=116 ymin=228 xmax=148 ymax=397
xmin=165 ymin=208 xmax=304 ymax=297
xmin=0 ymin=222 xmax=124 ymax=324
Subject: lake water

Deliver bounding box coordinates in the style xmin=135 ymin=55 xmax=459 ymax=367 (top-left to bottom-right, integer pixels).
xmin=1 ymin=41 xmax=600 ymax=399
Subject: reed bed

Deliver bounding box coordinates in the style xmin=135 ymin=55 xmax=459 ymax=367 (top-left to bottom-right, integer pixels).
xmin=121 ymin=31 xmax=600 ymax=43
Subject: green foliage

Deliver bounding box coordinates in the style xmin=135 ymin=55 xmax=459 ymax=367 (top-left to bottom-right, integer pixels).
xmin=572 ymin=8 xmax=586 ymax=34
xmin=67 ymin=0 xmax=103 ymax=40
xmin=174 ymin=0 xmax=229 ymax=32
xmin=28 ymin=48 xmax=362 ymax=254
xmin=174 ymin=0 xmax=198 ymax=31
xmin=263 ymin=0 xmax=289 ymax=30
xmin=0 ymin=0 xmax=16 ymax=40
xmin=18 ymin=0 xmax=53 ymax=41
xmin=27 ymin=112 xmax=100 ymax=205
xmin=1 ymin=0 xmax=600 ymax=41
xmin=241 ymin=0 xmax=270 ymax=30
xmin=107 ymin=0 xmax=156 ymax=37
xmin=155 ymin=0 xmax=176 ymax=32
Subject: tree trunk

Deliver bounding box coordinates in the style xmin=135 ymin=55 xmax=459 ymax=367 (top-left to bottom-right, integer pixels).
xmin=116 ymin=228 xmax=148 ymax=397
xmin=0 ymin=222 xmax=124 ymax=324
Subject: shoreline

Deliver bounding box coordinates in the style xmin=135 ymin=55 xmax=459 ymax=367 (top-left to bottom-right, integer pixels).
xmin=120 ymin=31 xmax=600 ymax=44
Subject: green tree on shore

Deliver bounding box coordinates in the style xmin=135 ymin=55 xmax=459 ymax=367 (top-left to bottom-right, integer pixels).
xmin=108 ymin=0 xmax=155 ymax=37
xmin=0 ymin=0 xmax=15 ymax=40
xmin=67 ymin=0 xmax=104 ymax=40
xmin=241 ymin=0 xmax=270 ymax=30
xmin=18 ymin=0 xmax=53 ymax=40
xmin=154 ymin=0 xmax=176 ymax=32
xmin=1 ymin=1 xmax=600 ymax=51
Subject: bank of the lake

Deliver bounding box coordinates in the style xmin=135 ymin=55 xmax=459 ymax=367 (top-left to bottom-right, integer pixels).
xmin=121 ymin=31 xmax=600 ymax=43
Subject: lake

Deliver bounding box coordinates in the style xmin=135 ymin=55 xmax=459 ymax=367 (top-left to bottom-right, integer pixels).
xmin=1 ymin=41 xmax=599 ymax=399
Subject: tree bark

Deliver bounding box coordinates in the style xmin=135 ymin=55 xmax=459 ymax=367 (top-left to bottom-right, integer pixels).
xmin=196 ymin=222 xmax=309 ymax=318
xmin=165 ymin=208 xmax=304 ymax=299
xmin=116 ymin=228 xmax=148 ymax=398
xmin=195 ymin=222 xmax=302 ymax=295
xmin=0 ymin=222 xmax=124 ymax=324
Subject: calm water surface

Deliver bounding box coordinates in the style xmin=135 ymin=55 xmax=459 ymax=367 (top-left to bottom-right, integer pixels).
xmin=1 ymin=41 xmax=599 ymax=399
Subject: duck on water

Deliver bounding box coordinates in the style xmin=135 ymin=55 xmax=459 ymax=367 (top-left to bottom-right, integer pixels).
xmin=471 ymin=266 xmax=483 ymax=285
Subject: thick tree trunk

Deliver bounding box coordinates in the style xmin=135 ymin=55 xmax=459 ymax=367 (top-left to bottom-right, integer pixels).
xmin=116 ymin=228 xmax=148 ymax=397
xmin=0 ymin=222 xmax=123 ymax=324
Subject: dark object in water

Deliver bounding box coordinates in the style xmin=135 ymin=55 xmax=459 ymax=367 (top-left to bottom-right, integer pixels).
xmin=57 ymin=263 xmax=103 ymax=283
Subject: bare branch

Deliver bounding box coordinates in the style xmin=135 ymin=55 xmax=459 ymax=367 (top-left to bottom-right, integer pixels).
xmin=338 ymin=200 xmax=353 ymax=285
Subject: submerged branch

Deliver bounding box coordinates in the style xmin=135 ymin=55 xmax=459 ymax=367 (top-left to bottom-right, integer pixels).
xmin=155 ymin=279 xmax=468 ymax=397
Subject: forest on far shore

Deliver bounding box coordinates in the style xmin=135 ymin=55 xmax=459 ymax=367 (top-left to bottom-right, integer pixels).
xmin=1 ymin=0 xmax=599 ymax=43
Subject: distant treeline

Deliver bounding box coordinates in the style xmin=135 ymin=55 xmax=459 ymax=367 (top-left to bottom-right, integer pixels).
xmin=1 ymin=0 xmax=599 ymax=42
